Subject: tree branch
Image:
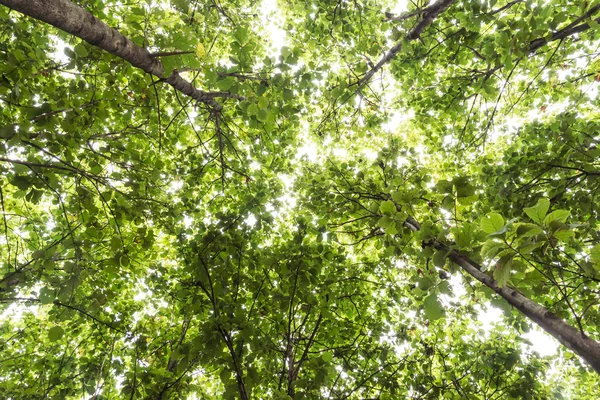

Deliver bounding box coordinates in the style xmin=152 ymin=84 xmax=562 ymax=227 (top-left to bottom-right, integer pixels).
xmin=0 ymin=0 xmax=240 ymax=110
xmin=357 ymin=0 xmax=456 ymax=87
xmin=400 ymin=213 xmax=600 ymax=374
xmin=529 ymin=5 xmax=600 ymax=53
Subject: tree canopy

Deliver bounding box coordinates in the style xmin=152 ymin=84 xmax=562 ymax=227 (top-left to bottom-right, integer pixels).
xmin=1 ymin=0 xmax=600 ymax=398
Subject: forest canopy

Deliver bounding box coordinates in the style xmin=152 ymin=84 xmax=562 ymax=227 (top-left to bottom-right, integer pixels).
xmin=1 ymin=0 xmax=600 ymax=398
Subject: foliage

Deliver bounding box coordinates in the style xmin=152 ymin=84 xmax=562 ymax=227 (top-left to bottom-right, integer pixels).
xmin=1 ymin=0 xmax=600 ymax=398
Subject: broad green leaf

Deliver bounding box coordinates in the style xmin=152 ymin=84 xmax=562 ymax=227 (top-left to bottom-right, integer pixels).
xmin=39 ymin=287 xmax=55 ymax=304
xmin=378 ymin=215 xmax=393 ymax=229
xmin=481 ymin=240 xmax=504 ymax=259
xmin=216 ymin=78 xmax=234 ymax=90
xmin=433 ymin=250 xmax=446 ymax=268
xmin=196 ymin=42 xmax=206 ymax=58
xmin=553 ymin=230 xmax=574 ymax=242
xmin=491 ymin=297 xmax=512 ymax=317
xmin=379 ymin=200 xmax=396 ymax=215
xmin=493 ymin=258 xmax=512 ymax=288
xmin=395 ymin=211 xmax=408 ymax=221
xmin=110 ymin=236 xmax=121 ymax=251
xmin=258 ymin=97 xmax=268 ymax=109
xmin=480 ymin=213 xmax=505 ymax=234
xmin=257 ymin=109 xmax=268 ymax=122
xmin=391 ymin=191 xmax=404 ymax=202
xmin=48 ymin=326 xmax=64 ymax=342
xmin=523 ymin=199 xmax=550 ymax=224
xmin=423 ymin=293 xmax=445 ymax=320
xmin=74 ymin=43 xmax=88 ymax=58
xmin=515 ymin=223 xmax=544 ymax=238
xmin=32 ymin=250 xmax=46 ymax=260
xmin=437 ymin=280 xmax=452 ymax=294
xmin=385 ymin=224 xmax=398 ymax=236
xmin=219 ymin=368 xmax=231 ymax=383
xmin=10 ymin=176 xmax=30 ymax=191
xmin=247 ymin=103 xmax=258 ymax=116
xmin=283 ymin=88 xmax=294 ymax=100
xmin=518 ymin=241 xmax=544 ymax=254
xmin=418 ymin=276 xmax=434 ymax=291
xmin=544 ymin=209 xmax=570 ymax=224
xmin=119 ymin=255 xmax=130 ymax=267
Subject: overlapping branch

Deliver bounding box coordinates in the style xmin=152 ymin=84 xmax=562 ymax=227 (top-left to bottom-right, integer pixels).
xmin=529 ymin=4 xmax=600 ymax=53
xmin=402 ymin=216 xmax=600 ymax=374
xmin=0 ymin=0 xmax=241 ymax=111
xmin=326 ymin=180 xmax=600 ymax=374
xmin=357 ymin=0 xmax=456 ymax=87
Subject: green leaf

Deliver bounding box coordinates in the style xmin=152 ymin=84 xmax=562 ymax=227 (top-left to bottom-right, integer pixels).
xmin=32 ymin=250 xmax=46 ymax=260
xmin=195 ymin=42 xmax=206 ymax=58
xmin=119 ymin=255 xmax=130 ymax=267
xmin=39 ymin=287 xmax=55 ymax=305
xmin=481 ymin=240 xmax=504 ymax=259
xmin=74 ymin=43 xmax=88 ymax=58
xmin=234 ymin=26 xmax=248 ymax=44
xmin=377 ymin=215 xmax=393 ymax=229
xmin=491 ymin=297 xmax=512 ymax=317
xmin=379 ymin=200 xmax=396 ymax=215
xmin=591 ymin=244 xmax=600 ymax=265
xmin=493 ymin=258 xmax=512 ymax=287
xmin=216 ymin=78 xmax=234 ymax=91
xmin=391 ymin=191 xmax=404 ymax=202
xmin=385 ymin=224 xmax=398 ymax=236
xmin=523 ymin=199 xmax=550 ymax=224
xmin=247 ymin=103 xmax=258 ymax=116
xmin=433 ymin=250 xmax=446 ymax=268
xmin=515 ymin=223 xmax=544 ymax=238
xmin=258 ymin=97 xmax=268 ymax=109
xmin=437 ymin=280 xmax=452 ymax=295
xmin=518 ymin=241 xmax=544 ymax=254
xmin=480 ymin=213 xmax=505 ymax=234
xmin=110 ymin=236 xmax=122 ymax=251
xmin=544 ymin=209 xmax=569 ymax=225
xmin=281 ymin=46 xmax=291 ymax=59
xmin=418 ymin=276 xmax=434 ymax=291
xmin=219 ymin=368 xmax=231 ymax=383
xmin=553 ymin=230 xmax=574 ymax=242
xmin=257 ymin=109 xmax=268 ymax=122
xmin=10 ymin=175 xmax=31 ymax=191
xmin=423 ymin=293 xmax=445 ymax=320
xmin=48 ymin=326 xmax=64 ymax=342
xmin=283 ymin=88 xmax=293 ymax=101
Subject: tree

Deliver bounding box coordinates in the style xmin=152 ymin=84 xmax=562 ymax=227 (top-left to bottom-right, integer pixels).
xmin=1 ymin=0 xmax=600 ymax=398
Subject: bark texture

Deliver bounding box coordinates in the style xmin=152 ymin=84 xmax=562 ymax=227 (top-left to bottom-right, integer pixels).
xmin=0 ymin=0 xmax=229 ymax=110
xmin=529 ymin=4 xmax=600 ymax=53
xmin=404 ymin=216 xmax=600 ymax=374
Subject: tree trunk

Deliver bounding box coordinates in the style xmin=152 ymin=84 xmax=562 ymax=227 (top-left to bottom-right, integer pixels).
xmin=405 ymin=216 xmax=600 ymax=374
xmin=0 ymin=0 xmax=227 ymax=109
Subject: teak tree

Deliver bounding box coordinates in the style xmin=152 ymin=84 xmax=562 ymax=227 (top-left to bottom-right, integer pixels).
xmin=1 ymin=0 xmax=600 ymax=399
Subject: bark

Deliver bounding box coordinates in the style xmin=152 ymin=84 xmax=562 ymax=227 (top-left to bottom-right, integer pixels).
xmin=529 ymin=13 xmax=600 ymax=53
xmin=358 ymin=0 xmax=456 ymax=87
xmin=528 ymin=3 xmax=600 ymax=53
xmin=404 ymin=216 xmax=600 ymax=374
xmin=0 ymin=0 xmax=234 ymax=110
xmin=364 ymin=0 xmax=600 ymax=87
